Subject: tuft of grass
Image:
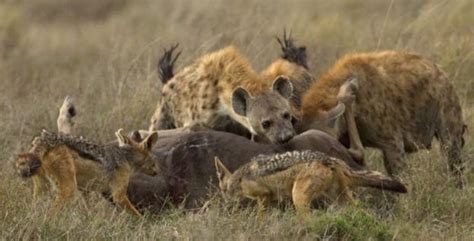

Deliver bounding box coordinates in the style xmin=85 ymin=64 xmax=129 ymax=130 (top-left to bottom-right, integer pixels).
xmin=307 ymin=208 xmax=392 ymax=241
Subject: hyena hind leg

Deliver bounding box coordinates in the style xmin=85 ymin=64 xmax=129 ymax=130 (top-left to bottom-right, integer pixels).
xmin=437 ymin=127 xmax=466 ymax=188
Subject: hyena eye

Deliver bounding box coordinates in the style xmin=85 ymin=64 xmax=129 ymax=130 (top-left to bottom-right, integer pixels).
xmin=261 ymin=120 xmax=272 ymax=129
xmin=282 ymin=112 xmax=291 ymax=120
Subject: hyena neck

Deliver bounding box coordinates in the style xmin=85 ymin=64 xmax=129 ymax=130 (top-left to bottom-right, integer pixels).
xmin=301 ymin=57 xmax=361 ymax=115
xmin=201 ymin=46 xmax=266 ymax=96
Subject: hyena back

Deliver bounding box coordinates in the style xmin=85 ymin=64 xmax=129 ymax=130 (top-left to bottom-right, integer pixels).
xmin=299 ymin=51 xmax=466 ymax=187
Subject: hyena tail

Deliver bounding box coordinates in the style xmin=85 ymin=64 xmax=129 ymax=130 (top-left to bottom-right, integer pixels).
xmin=157 ymin=43 xmax=181 ymax=84
xmin=350 ymin=169 xmax=408 ymax=193
xmin=18 ymin=153 xmax=42 ymax=178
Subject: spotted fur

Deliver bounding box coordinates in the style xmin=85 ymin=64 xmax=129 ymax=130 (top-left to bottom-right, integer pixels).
xmin=150 ymin=46 xmax=297 ymax=144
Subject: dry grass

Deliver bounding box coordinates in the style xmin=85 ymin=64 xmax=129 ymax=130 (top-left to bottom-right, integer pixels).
xmin=0 ymin=0 xmax=473 ymax=240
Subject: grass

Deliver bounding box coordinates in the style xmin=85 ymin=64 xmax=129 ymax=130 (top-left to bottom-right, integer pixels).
xmin=0 ymin=0 xmax=473 ymax=240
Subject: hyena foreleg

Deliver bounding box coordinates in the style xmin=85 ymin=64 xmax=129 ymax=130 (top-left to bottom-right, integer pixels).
xmin=380 ymin=135 xmax=407 ymax=176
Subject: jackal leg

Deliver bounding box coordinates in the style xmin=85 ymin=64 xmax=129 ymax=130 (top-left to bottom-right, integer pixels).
xmin=256 ymin=195 xmax=271 ymax=219
xmin=337 ymin=189 xmax=356 ymax=206
xmin=109 ymin=165 xmax=142 ymax=217
xmin=50 ymin=173 xmax=77 ymax=215
xmin=43 ymin=146 xmax=78 ymax=215
xmin=335 ymin=175 xmax=356 ymax=206
xmin=32 ymin=174 xmax=48 ymax=201
xmin=292 ymin=166 xmax=332 ymax=213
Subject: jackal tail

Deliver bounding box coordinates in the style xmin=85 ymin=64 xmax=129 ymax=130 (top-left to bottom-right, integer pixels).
xmin=17 ymin=153 xmax=42 ymax=178
xmin=350 ymin=169 xmax=408 ymax=193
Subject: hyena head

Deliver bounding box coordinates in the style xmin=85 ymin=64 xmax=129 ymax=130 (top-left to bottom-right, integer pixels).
xmin=299 ymin=103 xmax=346 ymax=138
xmin=15 ymin=153 xmax=42 ymax=178
xmin=298 ymin=78 xmax=358 ymax=138
xmin=115 ymin=129 xmax=159 ymax=176
xmin=232 ymin=75 xmax=297 ymax=144
xmin=214 ymin=157 xmax=243 ymax=202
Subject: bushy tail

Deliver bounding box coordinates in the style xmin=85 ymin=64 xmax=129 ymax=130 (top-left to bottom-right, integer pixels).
xmin=16 ymin=153 xmax=42 ymax=178
xmin=350 ymin=169 xmax=408 ymax=193
xmin=157 ymin=43 xmax=181 ymax=84
xmin=276 ymin=29 xmax=308 ymax=69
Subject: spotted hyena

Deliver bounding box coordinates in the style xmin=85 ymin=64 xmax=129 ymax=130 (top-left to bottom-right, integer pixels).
xmin=149 ymin=33 xmax=312 ymax=143
xmin=297 ymin=51 xmax=467 ymax=187
xmin=150 ymin=45 xmax=298 ymax=144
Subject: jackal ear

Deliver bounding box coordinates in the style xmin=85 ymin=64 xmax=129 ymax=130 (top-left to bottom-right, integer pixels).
xmin=272 ymin=75 xmax=293 ymax=99
xmin=214 ymin=156 xmax=231 ymax=183
xmin=115 ymin=128 xmax=131 ymax=147
xmin=325 ymin=102 xmax=346 ymax=128
xmin=141 ymin=131 xmax=158 ymax=151
xmin=232 ymin=87 xmax=250 ymax=116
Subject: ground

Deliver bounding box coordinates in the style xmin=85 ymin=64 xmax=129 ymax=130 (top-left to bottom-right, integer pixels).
xmin=0 ymin=0 xmax=473 ymax=240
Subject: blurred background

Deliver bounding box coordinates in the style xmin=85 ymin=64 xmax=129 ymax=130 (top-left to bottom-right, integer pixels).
xmin=1 ymin=0 xmax=472 ymax=146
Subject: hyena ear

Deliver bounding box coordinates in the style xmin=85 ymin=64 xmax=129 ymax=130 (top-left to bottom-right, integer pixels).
xmin=232 ymin=87 xmax=250 ymax=116
xmin=214 ymin=156 xmax=231 ymax=184
xmin=141 ymin=131 xmax=159 ymax=151
xmin=115 ymin=128 xmax=132 ymax=147
xmin=324 ymin=102 xmax=346 ymax=128
xmin=272 ymin=75 xmax=293 ymax=99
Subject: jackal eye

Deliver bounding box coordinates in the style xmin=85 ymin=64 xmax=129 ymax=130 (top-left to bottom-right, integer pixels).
xmin=282 ymin=112 xmax=291 ymax=120
xmin=261 ymin=120 xmax=272 ymax=129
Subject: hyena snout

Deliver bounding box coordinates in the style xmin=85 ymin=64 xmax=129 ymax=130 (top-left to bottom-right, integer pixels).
xmin=277 ymin=129 xmax=295 ymax=144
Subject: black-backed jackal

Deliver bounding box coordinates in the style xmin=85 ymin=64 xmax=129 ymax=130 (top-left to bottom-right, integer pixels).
xmin=15 ymin=129 xmax=158 ymax=216
xmin=215 ymin=150 xmax=407 ymax=214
